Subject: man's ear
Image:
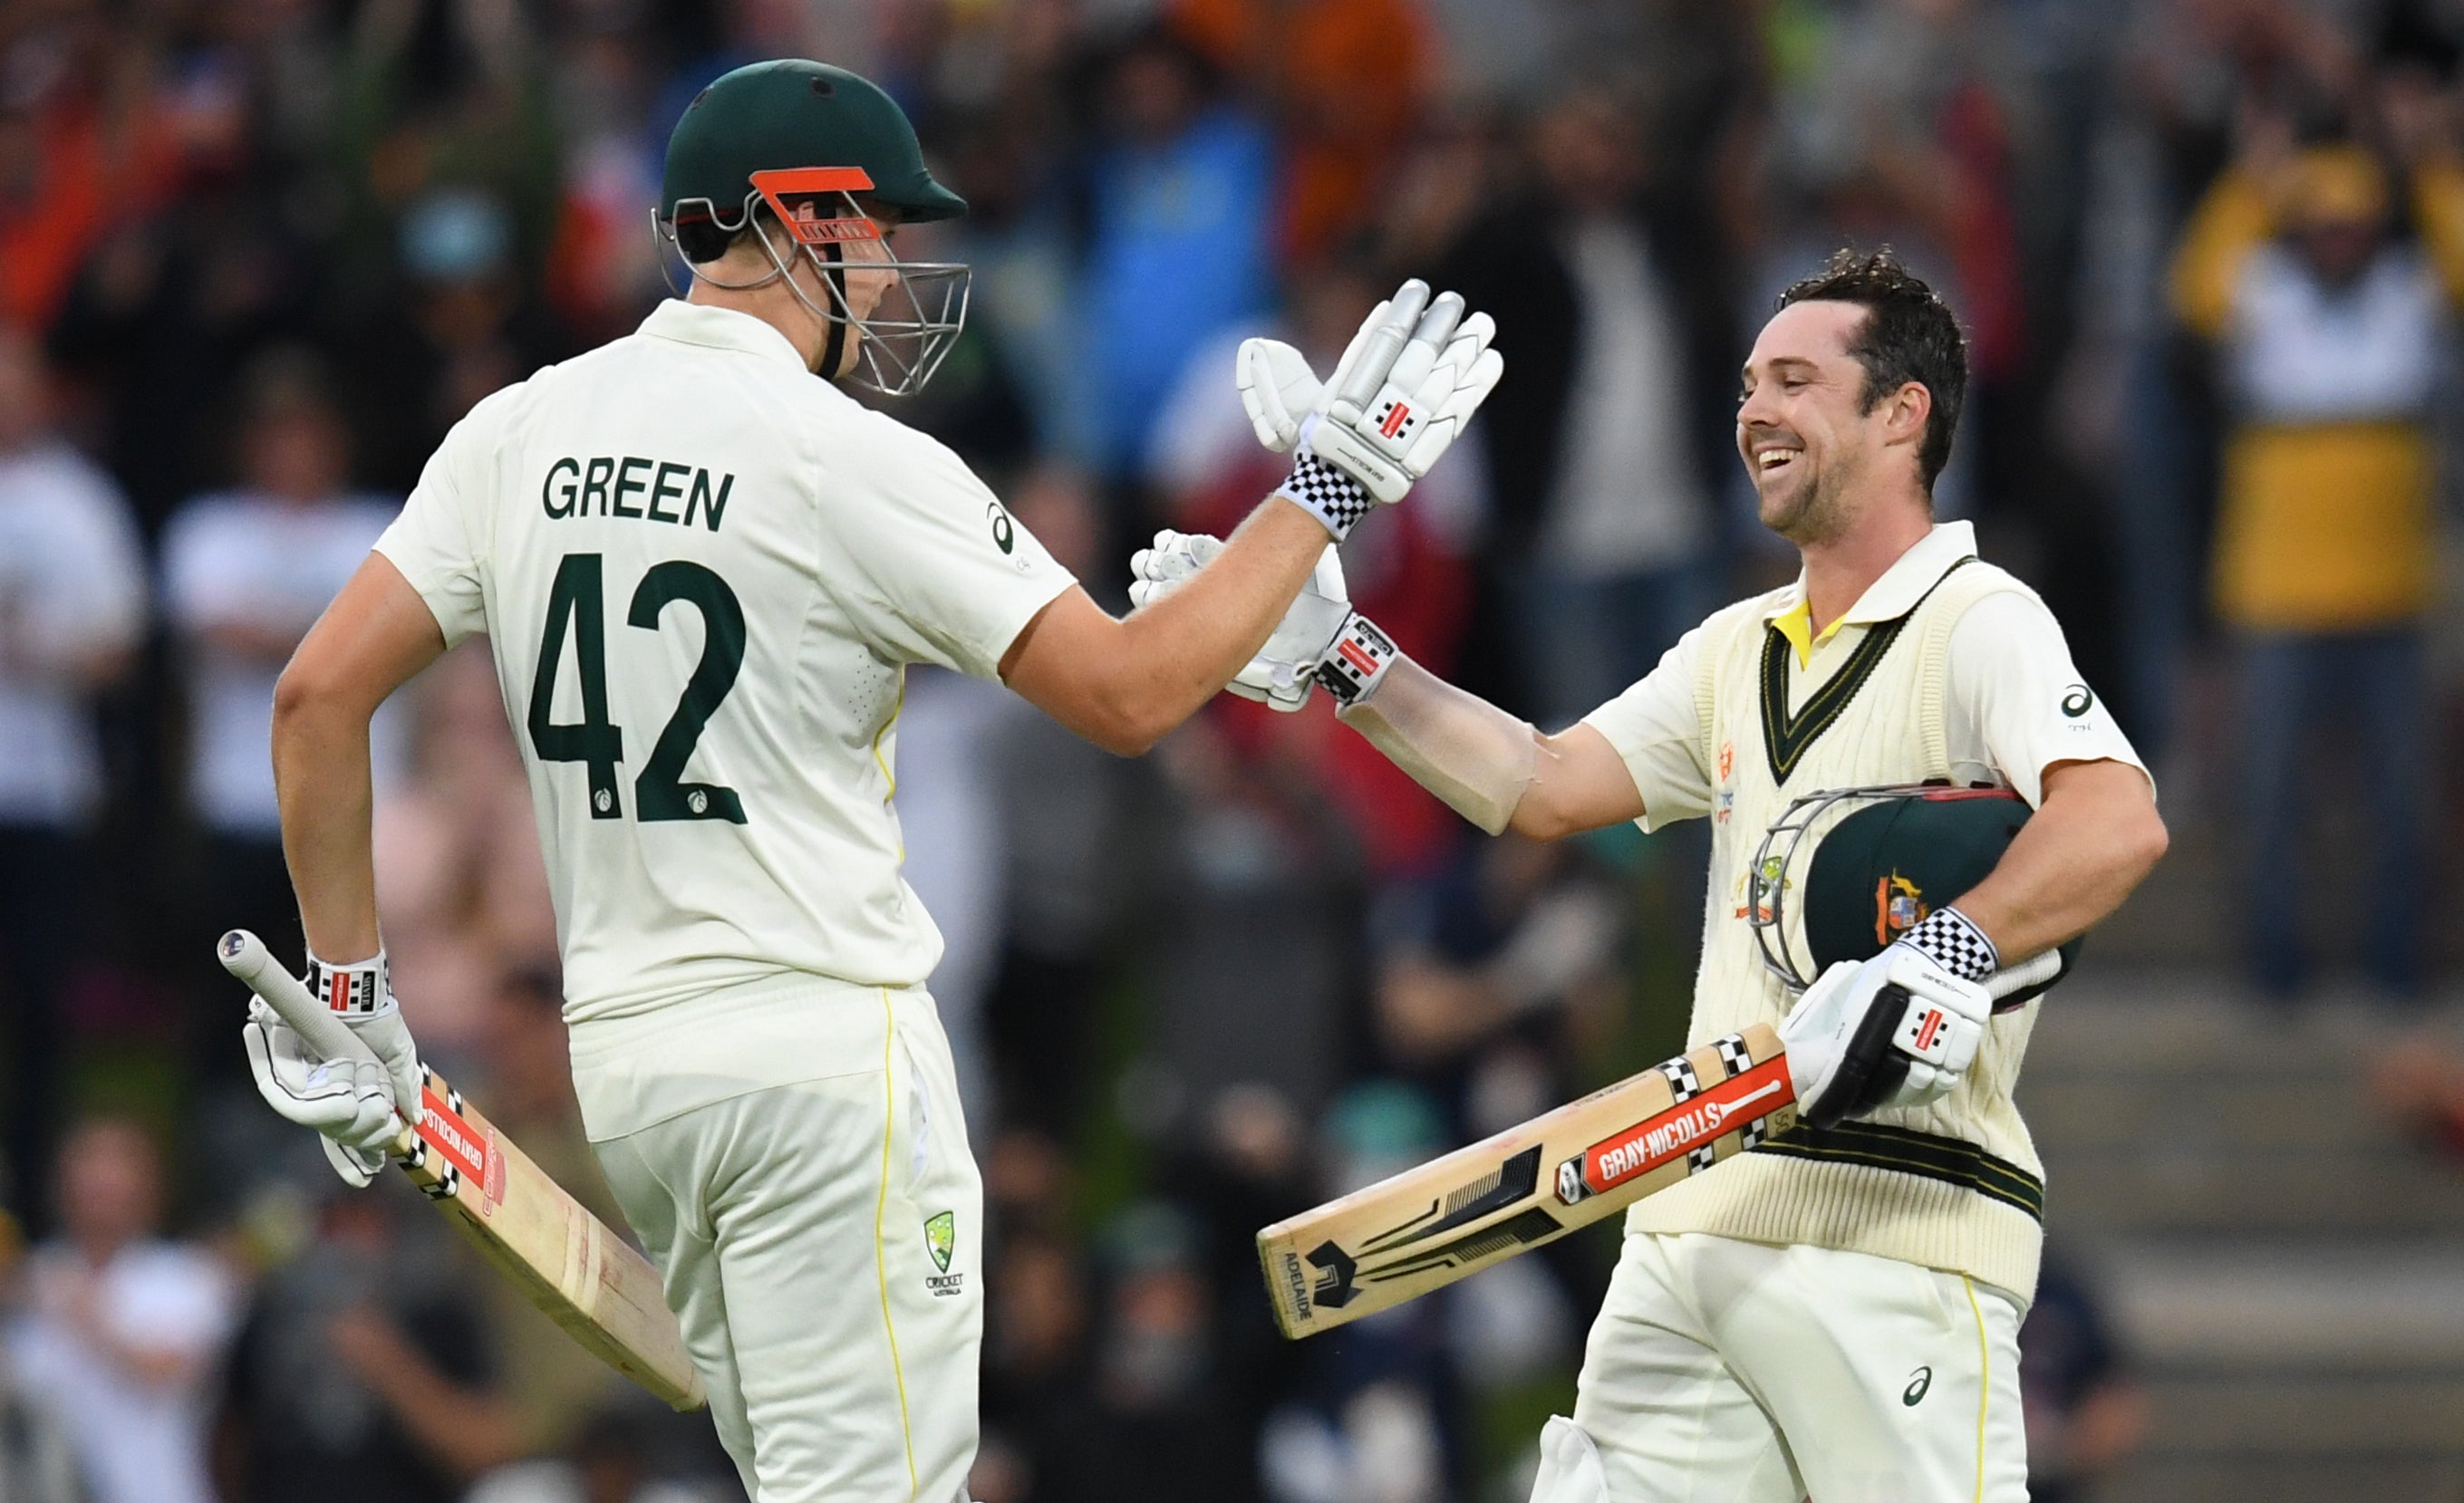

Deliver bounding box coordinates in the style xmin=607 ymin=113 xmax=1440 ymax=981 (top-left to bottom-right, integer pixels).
xmin=1883 ymin=381 xmax=1932 ymax=449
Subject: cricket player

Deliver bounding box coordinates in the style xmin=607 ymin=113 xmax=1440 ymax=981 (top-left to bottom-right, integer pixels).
xmin=237 ymin=59 xmax=1499 ymax=1502
xmin=1135 ymin=249 xmax=2169 ymax=1500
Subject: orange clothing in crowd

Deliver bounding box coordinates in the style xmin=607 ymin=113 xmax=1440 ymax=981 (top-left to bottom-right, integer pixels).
xmin=1173 ymin=0 xmax=1433 ymax=265
xmin=3 ymin=93 xmax=180 ymax=331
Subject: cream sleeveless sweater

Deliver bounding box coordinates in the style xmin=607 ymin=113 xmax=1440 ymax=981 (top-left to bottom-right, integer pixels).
xmin=1623 ymin=554 xmax=2048 ymax=1303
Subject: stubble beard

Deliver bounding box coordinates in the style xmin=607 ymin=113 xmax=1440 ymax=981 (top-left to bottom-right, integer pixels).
xmin=1761 ymin=455 xmax=1855 ymax=549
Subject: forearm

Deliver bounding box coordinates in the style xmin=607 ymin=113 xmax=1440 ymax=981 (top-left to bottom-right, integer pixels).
xmin=1336 ymin=657 xmax=1541 ymax=834
xmin=1955 ymin=761 xmax=2168 ymax=961
xmin=1330 ymin=654 xmax=1647 ymax=840
xmin=272 ymin=690 xmax=382 ymax=961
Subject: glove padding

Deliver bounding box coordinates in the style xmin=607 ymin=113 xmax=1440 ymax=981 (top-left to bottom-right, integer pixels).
xmin=1128 ymin=530 xmax=1354 ymax=711
xmin=242 ymin=999 xmax=395 ymax=1187
xmin=1237 ymin=277 xmax=1503 ymax=504
xmin=1778 ymin=944 xmax=1991 ymax=1131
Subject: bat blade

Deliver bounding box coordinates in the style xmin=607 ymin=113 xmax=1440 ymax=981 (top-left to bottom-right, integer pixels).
xmin=219 ymin=930 xmax=705 ymax=1411
xmin=1257 ymin=1025 xmax=1796 ymax=1339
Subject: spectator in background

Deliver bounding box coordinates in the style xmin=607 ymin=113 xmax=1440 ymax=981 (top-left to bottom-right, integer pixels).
xmin=1368 ymin=834 xmax=1623 ymax=1136
xmin=1074 ymin=24 xmax=1272 ymax=490
xmin=1171 ymin=0 xmax=1434 ymax=265
xmin=2170 ymin=139 xmax=2464 ymax=1002
xmin=1259 ymin=1084 xmax=1460 ymax=1503
xmin=162 ymin=351 xmax=404 ymax=974
xmin=0 ymin=326 xmax=146 ymax=1229
xmin=357 ymin=188 xmax=573 ymax=490
xmin=2019 ymin=1252 xmax=2149 ymax=1503
xmin=5 ymin=1116 xmax=237 ymax=1503
xmin=1038 ymin=1200 xmax=1257 ymax=1503
xmin=0 ymin=13 xmax=175 ymax=334
xmin=1428 ymin=84 xmax=1725 ymax=725
xmin=218 ymin=1181 xmax=508 ymax=1503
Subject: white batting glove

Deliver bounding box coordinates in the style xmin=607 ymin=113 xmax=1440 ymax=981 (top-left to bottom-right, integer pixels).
xmin=1129 ymin=531 xmax=1364 ymax=711
xmin=1779 ymin=945 xmax=1990 ymax=1131
xmin=242 ymin=1000 xmax=393 ymax=1187
xmin=1238 ymin=278 xmax=1503 ymax=524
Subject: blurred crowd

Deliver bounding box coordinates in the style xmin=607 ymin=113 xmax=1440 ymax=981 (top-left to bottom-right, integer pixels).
xmin=2 ymin=0 xmax=2460 ymax=1498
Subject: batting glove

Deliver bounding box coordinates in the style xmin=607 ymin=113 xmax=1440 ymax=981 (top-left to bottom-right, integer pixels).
xmin=1130 ymin=531 xmax=1375 ymax=711
xmin=1238 ymin=277 xmax=1503 ymax=530
xmin=1779 ymin=942 xmax=1991 ymax=1131
xmin=242 ymin=999 xmax=394 ymax=1187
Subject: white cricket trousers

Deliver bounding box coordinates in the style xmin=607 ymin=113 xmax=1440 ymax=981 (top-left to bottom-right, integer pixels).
xmin=1532 ymin=1231 xmax=2027 ymax=1503
xmin=590 ymin=988 xmax=982 ymax=1503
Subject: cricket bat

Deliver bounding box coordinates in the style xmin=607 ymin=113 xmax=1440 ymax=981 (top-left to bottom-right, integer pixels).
xmin=219 ymin=930 xmax=705 ymax=1411
xmin=1258 ymin=1024 xmax=1796 ymax=1339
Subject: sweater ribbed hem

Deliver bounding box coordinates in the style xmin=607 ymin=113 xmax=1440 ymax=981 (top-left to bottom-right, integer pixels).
xmin=1623 ymin=1151 xmax=2043 ymax=1306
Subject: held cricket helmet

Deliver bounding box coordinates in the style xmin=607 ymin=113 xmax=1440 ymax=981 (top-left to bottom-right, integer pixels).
xmin=657 ymin=60 xmax=970 ymax=396
xmin=1746 ymin=784 xmax=2080 ymax=1006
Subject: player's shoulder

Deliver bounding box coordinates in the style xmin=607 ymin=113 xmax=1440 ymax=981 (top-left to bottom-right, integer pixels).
xmin=816 ymin=393 xmax=985 ymax=496
xmin=1939 ymin=555 xmax=2053 ymax=625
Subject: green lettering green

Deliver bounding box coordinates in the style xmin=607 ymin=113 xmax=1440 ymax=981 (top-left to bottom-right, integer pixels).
xmin=649 ymin=462 xmax=688 ymax=524
xmin=543 ymin=458 xmax=580 ymax=519
xmin=687 ymin=469 xmax=733 ymax=532
xmin=613 ymin=458 xmax=650 ymax=518
xmin=581 ymin=458 xmax=614 ymax=516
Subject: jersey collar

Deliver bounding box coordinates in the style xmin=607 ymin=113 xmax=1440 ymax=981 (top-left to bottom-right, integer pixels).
xmin=1763 ymin=520 xmax=1978 ymax=668
xmin=639 ymin=299 xmax=813 ymax=372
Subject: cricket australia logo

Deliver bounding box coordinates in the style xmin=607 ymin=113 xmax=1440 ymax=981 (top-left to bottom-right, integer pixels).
xmin=923 ymin=1211 xmax=964 ymax=1296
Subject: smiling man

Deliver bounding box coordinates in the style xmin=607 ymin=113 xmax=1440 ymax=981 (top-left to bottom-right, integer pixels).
xmin=1134 ymin=247 xmax=2167 ymax=1499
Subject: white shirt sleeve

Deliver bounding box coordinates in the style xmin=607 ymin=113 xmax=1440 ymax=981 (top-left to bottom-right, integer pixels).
xmin=1944 ymin=590 xmax=2150 ymax=807
xmin=1580 ymin=622 xmax=1713 ymax=831
xmin=373 ymin=394 xmax=507 ymax=647
xmin=817 ymin=421 xmax=1077 ymax=679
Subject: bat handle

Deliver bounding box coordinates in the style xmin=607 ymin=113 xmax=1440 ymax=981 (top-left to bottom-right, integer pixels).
xmin=218 ymin=929 xmax=386 ymax=1073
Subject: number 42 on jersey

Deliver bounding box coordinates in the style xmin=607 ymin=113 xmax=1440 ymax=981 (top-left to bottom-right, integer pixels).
xmin=528 ymin=553 xmax=749 ymax=824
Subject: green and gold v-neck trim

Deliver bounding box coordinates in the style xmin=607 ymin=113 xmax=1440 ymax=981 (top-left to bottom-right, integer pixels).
xmin=1758 ymin=557 xmax=1975 ymax=785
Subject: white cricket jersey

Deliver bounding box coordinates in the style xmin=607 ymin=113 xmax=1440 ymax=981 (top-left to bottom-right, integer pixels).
xmin=376 ymin=301 xmax=1076 ymax=1026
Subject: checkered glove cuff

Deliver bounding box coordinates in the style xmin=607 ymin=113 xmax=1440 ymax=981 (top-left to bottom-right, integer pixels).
xmin=1898 ymin=907 xmax=1999 ymax=982
xmin=303 ymin=949 xmax=394 ymax=1018
xmin=1275 ymin=451 xmax=1375 ymax=540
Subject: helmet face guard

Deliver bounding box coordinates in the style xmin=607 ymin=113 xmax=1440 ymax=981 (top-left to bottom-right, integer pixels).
xmin=1746 ymin=783 xmax=2024 ymax=992
xmin=657 ymin=166 xmax=970 ymax=398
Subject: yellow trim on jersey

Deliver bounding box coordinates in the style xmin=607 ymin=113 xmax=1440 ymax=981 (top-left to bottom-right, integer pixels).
xmin=1962 ymin=1274 xmax=1988 ymax=1503
xmin=1770 ymin=598 xmax=1850 ymax=670
xmin=873 ymin=670 xmax=907 ymax=800
xmin=874 ymin=988 xmax=920 ymax=1500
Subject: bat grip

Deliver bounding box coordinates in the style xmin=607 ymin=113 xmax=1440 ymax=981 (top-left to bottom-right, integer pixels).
xmin=219 ymin=929 xmax=387 ymax=1073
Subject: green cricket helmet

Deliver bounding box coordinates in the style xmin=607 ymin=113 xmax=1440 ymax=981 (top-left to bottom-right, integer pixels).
xmin=1747 ymin=784 xmax=2081 ymax=1007
xmin=656 ymin=59 xmax=970 ymax=397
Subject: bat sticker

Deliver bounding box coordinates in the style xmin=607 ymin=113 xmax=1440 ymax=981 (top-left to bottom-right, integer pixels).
xmin=1557 ymin=1059 xmax=1794 ymax=1205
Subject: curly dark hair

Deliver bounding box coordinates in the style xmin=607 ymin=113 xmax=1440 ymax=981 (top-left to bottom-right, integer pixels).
xmin=1776 ymin=248 xmax=1967 ymax=492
